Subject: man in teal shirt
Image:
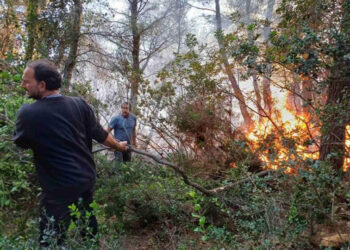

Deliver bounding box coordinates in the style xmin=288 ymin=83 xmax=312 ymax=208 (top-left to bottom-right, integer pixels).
xmin=107 ymin=102 xmax=137 ymax=162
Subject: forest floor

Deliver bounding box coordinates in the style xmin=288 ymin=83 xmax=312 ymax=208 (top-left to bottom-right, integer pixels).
xmin=118 ymin=228 xmax=216 ymax=250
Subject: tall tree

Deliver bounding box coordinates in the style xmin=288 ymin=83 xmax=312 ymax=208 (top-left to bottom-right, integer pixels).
xmin=277 ymin=0 xmax=350 ymax=171
xmin=174 ymin=0 xmax=189 ymax=54
xmin=261 ymin=0 xmax=274 ymax=115
xmin=245 ymin=0 xmax=264 ymax=119
xmin=319 ymin=0 xmax=350 ymax=171
xmin=62 ymin=0 xmax=83 ymax=86
xmin=0 ymin=1 xmax=23 ymax=59
xmin=215 ymin=0 xmax=254 ymax=129
xmin=129 ymin=0 xmax=142 ymax=112
xmin=24 ymin=0 xmax=40 ymax=62
xmin=97 ymin=0 xmax=184 ymax=112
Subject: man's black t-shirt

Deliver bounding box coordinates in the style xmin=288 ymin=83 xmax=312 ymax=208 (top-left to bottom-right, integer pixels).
xmin=13 ymin=96 xmax=108 ymax=197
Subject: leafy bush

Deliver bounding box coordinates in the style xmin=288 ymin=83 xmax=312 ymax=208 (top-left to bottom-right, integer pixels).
xmin=94 ymin=156 xmax=193 ymax=231
xmin=0 ymin=61 xmax=38 ymax=236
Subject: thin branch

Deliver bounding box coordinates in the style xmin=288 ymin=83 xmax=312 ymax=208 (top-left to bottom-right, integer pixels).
xmin=186 ymin=2 xmax=216 ymax=13
xmin=93 ymin=144 xmax=214 ymax=195
xmin=136 ymin=136 xmax=166 ymax=155
xmin=210 ymin=169 xmax=273 ymax=193
xmin=76 ymin=59 xmax=117 ymax=72
xmin=77 ymin=48 xmax=116 ymax=59
xmin=139 ymin=6 xmax=172 ymax=34
xmin=0 ymin=111 xmax=14 ymax=125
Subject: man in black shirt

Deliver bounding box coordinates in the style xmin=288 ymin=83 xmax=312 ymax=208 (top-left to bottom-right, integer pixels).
xmin=13 ymin=59 xmax=128 ymax=246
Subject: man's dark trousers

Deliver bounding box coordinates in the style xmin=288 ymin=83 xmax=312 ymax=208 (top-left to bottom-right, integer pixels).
xmin=115 ymin=150 xmax=132 ymax=162
xmin=39 ymin=185 xmax=97 ymax=246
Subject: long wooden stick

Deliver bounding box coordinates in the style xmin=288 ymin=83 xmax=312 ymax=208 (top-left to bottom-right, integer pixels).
xmin=93 ymin=145 xmax=274 ymax=196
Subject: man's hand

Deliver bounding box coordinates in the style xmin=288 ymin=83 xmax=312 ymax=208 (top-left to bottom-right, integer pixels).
xmin=119 ymin=141 xmax=128 ymax=151
xmin=102 ymin=133 xmax=129 ymax=152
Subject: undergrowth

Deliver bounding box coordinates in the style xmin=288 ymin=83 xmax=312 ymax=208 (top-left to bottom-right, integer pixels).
xmin=1 ymin=147 xmax=350 ymax=249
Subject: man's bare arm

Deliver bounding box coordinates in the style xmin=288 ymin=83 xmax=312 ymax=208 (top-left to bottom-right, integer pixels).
xmin=107 ymin=126 xmax=112 ymax=133
xmin=102 ymin=133 xmax=128 ymax=151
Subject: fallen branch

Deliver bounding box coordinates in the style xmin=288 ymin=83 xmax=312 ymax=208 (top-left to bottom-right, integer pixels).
xmin=0 ymin=113 xmax=15 ymax=125
xmin=92 ymin=145 xmax=274 ymax=196
xmin=209 ymin=169 xmax=273 ymax=194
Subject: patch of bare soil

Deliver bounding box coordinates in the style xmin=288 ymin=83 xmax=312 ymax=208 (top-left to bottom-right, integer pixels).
xmin=310 ymin=220 xmax=350 ymax=248
xmin=118 ymin=225 xmax=217 ymax=250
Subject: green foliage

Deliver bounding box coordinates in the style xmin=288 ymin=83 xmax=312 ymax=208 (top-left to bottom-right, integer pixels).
xmin=2 ymin=1 xmax=350 ymax=248
xmin=176 ymin=157 xmax=348 ymax=248
xmin=185 ymin=33 xmax=199 ymax=48
xmin=94 ymin=157 xmax=193 ymax=231
xmin=221 ymin=138 xmax=260 ymax=170
xmin=2 ymin=141 xmax=349 ymax=248
xmin=289 ymin=162 xmax=341 ymax=223
xmin=63 ymin=80 xmax=104 ymax=111
xmin=172 ymin=99 xmax=221 ymax=136
xmin=273 ymin=0 xmax=350 ymax=169
xmin=0 ymin=60 xmax=38 ymax=237
xmin=143 ymin=39 xmax=235 ymax=173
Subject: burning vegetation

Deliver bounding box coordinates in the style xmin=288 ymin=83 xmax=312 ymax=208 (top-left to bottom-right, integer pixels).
xmin=246 ymin=88 xmax=350 ymax=172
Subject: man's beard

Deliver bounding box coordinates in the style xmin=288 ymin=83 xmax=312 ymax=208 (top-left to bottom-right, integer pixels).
xmin=27 ymin=89 xmax=42 ymax=100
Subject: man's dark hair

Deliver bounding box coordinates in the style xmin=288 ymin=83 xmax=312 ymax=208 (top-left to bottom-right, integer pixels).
xmin=121 ymin=102 xmax=130 ymax=108
xmin=27 ymin=59 xmax=61 ymax=90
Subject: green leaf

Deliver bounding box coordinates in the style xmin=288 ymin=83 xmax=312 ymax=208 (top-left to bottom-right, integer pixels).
xmin=68 ymin=221 xmax=76 ymax=231
xmin=0 ymin=72 xmax=10 ymax=80
xmin=194 ymin=204 xmax=201 ymax=211
xmin=13 ymin=74 xmax=22 ymax=82
xmin=192 ymin=213 xmax=200 ymax=218
xmin=199 ymin=216 xmax=206 ymax=226
xmin=188 ymin=191 xmax=196 ymax=198
xmin=68 ymin=203 xmax=77 ymax=211
xmin=248 ymin=23 xmax=255 ymax=31
xmin=346 ymin=191 xmax=350 ymax=199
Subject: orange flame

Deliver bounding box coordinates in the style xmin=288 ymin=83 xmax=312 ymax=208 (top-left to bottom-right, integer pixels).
xmin=246 ymin=90 xmax=350 ymax=172
xmin=246 ymin=90 xmax=320 ymax=172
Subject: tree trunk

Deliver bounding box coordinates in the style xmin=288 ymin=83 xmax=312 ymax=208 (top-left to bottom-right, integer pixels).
xmin=0 ymin=1 xmax=17 ymax=58
xmin=62 ymin=0 xmax=83 ymax=86
xmin=252 ymin=73 xmax=263 ymax=119
xmin=25 ymin=0 xmax=39 ymax=62
xmin=286 ymin=74 xmax=302 ymax=113
xmin=262 ymin=72 xmax=272 ymax=115
xmin=301 ymin=75 xmax=313 ymax=114
xmin=129 ymin=0 xmax=141 ymax=113
xmin=54 ymin=37 xmax=66 ymax=66
xmin=215 ymin=0 xmax=254 ymax=130
xmin=319 ymin=77 xmax=349 ymax=170
xmin=245 ymin=0 xmax=263 ymax=119
xmin=175 ymin=0 xmax=186 ymax=54
xmin=262 ymin=0 xmax=275 ymax=115
xmin=319 ymin=0 xmax=350 ymax=171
